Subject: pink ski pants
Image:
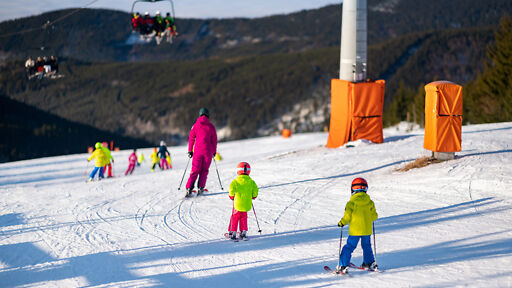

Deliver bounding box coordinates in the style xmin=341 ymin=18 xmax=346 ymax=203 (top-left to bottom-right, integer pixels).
xmin=186 ymin=154 xmax=212 ymax=189
xmin=229 ymin=209 xmax=248 ymax=232
xmin=125 ymin=163 xmax=135 ymax=175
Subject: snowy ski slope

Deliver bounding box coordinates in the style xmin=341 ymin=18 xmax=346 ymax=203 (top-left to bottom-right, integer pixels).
xmin=0 ymin=122 xmax=511 ymax=287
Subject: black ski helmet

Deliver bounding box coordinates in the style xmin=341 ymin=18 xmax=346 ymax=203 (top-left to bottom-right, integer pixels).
xmin=199 ymin=107 xmax=210 ymax=118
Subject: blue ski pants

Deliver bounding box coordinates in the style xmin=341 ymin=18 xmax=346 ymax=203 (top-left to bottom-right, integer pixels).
xmin=90 ymin=166 xmax=104 ymax=179
xmin=339 ymin=235 xmax=375 ymax=267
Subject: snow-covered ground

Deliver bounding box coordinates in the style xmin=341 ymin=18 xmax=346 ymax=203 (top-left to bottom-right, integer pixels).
xmin=0 ymin=122 xmax=511 ymax=287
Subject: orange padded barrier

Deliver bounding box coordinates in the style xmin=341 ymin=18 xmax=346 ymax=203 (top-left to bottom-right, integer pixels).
xmin=424 ymin=81 xmax=463 ymax=152
xmin=282 ymin=129 xmax=292 ymax=138
xmin=326 ymin=79 xmax=385 ymax=148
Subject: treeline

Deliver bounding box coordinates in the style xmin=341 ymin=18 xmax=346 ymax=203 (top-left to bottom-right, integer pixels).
xmin=0 ymin=49 xmax=338 ymax=142
xmin=0 ymin=95 xmax=151 ymax=162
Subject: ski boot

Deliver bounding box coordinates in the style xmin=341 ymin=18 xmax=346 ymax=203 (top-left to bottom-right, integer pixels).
xmin=198 ymin=187 xmax=205 ymax=195
xmin=230 ymin=231 xmax=237 ymax=240
xmin=334 ymin=265 xmax=348 ymax=274
xmin=240 ymin=230 xmax=248 ymax=241
xmin=185 ymin=188 xmax=193 ymax=198
xmin=361 ymin=261 xmax=378 ymax=271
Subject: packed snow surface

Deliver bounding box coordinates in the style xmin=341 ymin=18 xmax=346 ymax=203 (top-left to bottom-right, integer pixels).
xmin=1 ymin=122 xmax=511 ymax=287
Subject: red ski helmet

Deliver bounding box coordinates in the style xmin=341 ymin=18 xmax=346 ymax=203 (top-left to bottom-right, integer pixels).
xmin=351 ymin=177 xmax=368 ymax=193
xmin=237 ymin=162 xmax=251 ymax=175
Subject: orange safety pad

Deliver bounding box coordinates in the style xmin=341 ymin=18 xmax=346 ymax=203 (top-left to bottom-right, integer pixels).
xmin=326 ymin=79 xmax=351 ymax=148
xmin=423 ymin=81 xmax=463 ymax=152
xmin=351 ymin=116 xmax=384 ymax=144
xmin=327 ymin=79 xmax=385 ymax=148
xmin=352 ymin=80 xmax=385 ymax=117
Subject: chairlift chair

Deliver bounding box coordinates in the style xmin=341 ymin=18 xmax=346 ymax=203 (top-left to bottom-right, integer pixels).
xmin=130 ymin=0 xmax=176 ymax=44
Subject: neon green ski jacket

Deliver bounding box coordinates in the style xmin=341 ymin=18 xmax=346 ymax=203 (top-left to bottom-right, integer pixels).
xmin=229 ymin=175 xmax=258 ymax=212
xmin=338 ymin=192 xmax=378 ymax=236
xmin=101 ymin=147 xmax=113 ymax=164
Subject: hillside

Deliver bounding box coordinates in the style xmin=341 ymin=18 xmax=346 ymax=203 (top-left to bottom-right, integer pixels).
xmin=0 ymin=0 xmax=510 ymax=161
xmin=0 ymin=122 xmax=511 ymax=286
xmin=0 ymin=95 xmax=151 ymax=162
xmin=0 ymin=0 xmax=510 ymax=62
xmin=0 ymin=28 xmax=497 ymax=144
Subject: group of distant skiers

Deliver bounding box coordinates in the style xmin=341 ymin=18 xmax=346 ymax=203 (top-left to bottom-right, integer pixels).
xmin=131 ymin=11 xmax=177 ymax=44
xmin=25 ymin=56 xmax=59 ymax=79
xmin=86 ymin=107 xmax=379 ymax=273
xmin=86 ymin=141 xmax=173 ymax=180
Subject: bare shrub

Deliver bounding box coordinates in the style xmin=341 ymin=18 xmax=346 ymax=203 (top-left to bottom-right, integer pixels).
xmin=396 ymin=156 xmax=443 ymax=172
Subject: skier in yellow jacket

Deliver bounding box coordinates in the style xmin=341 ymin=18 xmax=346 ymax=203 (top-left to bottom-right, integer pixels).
xmin=87 ymin=142 xmax=108 ymax=182
xmin=150 ymin=147 xmax=160 ymax=172
xmin=228 ymin=162 xmax=258 ymax=241
xmin=335 ymin=177 xmax=378 ymax=274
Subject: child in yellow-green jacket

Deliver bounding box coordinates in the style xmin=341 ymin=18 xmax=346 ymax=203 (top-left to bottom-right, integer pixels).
xmin=228 ymin=162 xmax=258 ymax=241
xmin=150 ymin=147 xmax=160 ymax=172
xmin=87 ymin=142 xmax=108 ymax=182
xmin=336 ymin=177 xmax=378 ymax=274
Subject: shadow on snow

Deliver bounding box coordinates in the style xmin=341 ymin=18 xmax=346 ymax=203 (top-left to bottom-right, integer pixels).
xmin=1 ymin=197 xmax=510 ymax=287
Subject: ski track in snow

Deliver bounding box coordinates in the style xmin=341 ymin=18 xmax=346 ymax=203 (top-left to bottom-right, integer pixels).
xmin=0 ymin=123 xmax=512 ymax=287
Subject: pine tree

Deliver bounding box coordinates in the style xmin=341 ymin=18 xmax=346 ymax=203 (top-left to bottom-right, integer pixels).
xmin=465 ymin=15 xmax=512 ymax=122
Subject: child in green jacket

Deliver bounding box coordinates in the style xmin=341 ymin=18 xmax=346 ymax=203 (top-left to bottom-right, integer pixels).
xmin=228 ymin=162 xmax=258 ymax=240
xmin=336 ymin=177 xmax=378 ymax=274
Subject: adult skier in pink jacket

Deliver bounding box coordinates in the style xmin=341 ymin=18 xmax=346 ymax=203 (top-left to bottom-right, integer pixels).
xmin=185 ymin=107 xmax=217 ymax=197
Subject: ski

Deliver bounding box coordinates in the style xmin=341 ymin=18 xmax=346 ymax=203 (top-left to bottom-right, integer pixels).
xmin=184 ymin=189 xmax=209 ymax=199
xmin=324 ymin=266 xmax=350 ymax=276
xmin=195 ymin=188 xmax=208 ymax=195
xmin=349 ymin=263 xmax=383 ymax=273
xmin=224 ymin=232 xmax=238 ymax=242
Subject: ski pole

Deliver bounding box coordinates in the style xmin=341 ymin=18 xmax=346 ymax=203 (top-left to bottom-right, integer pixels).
xmin=213 ymin=158 xmax=224 ymax=190
xmin=373 ymin=223 xmax=377 ymax=263
xmin=338 ymin=226 xmax=343 ymax=264
xmin=228 ymin=204 xmax=234 ymax=232
xmin=252 ymin=203 xmax=262 ymax=234
xmin=178 ymin=157 xmax=191 ymax=191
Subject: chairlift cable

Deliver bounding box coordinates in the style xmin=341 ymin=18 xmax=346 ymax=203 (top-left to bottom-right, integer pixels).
xmin=0 ymin=0 xmax=99 ymax=38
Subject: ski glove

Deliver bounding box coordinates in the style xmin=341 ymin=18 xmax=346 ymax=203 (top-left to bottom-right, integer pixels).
xmin=188 ymin=151 xmax=193 ymax=158
xmin=337 ymin=221 xmax=344 ymax=227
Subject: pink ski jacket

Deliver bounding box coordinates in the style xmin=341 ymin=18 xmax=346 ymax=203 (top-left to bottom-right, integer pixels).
xmin=128 ymin=152 xmax=138 ymax=164
xmin=188 ymin=116 xmax=217 ymax=156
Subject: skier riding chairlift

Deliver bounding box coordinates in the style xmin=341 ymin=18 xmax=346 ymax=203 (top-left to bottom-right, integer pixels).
xmin=130 ymin=0 xmax=176 ymax=45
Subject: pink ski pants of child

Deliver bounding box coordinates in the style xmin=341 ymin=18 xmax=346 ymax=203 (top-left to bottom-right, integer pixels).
xmin=125 ymin=163 xmax=135 ymax=175
xmin=160 ymin=158 xmax=170 ymax=170
xmin=229 ymin=209 xmax=248 ymax=232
